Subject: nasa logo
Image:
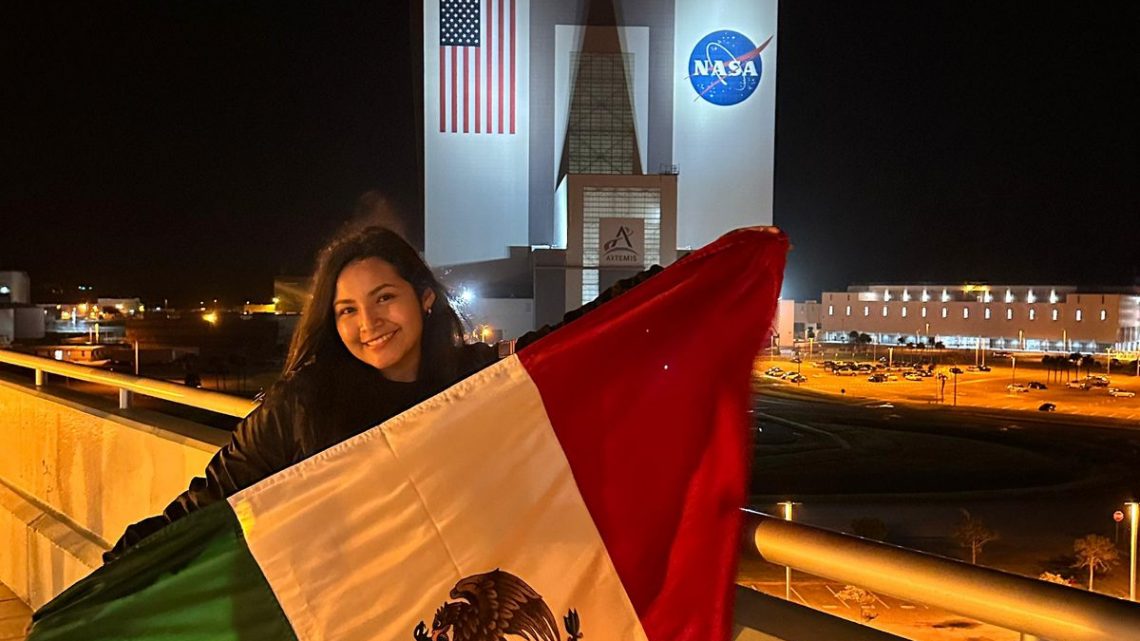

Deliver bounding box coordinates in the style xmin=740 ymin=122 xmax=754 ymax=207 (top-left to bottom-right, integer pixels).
xmin=688 ymin=30 xmax=767 ymax=106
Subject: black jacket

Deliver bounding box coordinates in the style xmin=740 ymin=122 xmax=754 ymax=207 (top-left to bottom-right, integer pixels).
xmin=104 ymin=266 xmax=661 ymax=563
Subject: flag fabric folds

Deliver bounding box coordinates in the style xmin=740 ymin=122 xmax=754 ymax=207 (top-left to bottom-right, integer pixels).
xmin=28 ymin=227 xmax=788 ymax=641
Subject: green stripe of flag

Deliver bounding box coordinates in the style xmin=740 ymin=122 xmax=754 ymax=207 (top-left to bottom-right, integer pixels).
xmin=28 ymin=501 xmax=298 ymax=641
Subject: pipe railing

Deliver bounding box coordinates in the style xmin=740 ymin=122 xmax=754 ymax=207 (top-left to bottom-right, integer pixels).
xmin=0 ymin=349 xmax=257 ymax=418
xmin=743 ymin=510 xmax=1140 ymax=641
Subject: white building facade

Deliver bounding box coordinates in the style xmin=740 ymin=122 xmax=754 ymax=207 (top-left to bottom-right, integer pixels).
xmin=820 ymin=284 xmax=1140 ymax=353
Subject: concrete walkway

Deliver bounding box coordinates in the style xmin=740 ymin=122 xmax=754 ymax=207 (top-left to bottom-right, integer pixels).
xmin=0 ymin=583 xmax=30 ymax=641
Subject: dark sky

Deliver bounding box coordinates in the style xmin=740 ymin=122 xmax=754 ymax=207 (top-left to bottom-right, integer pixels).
xmin=2 ymin=2 xmax=1137 ymax=304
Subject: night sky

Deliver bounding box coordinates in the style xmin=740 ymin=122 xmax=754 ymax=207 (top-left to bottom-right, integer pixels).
xmin=2 ymin=1 xmax=1137 ymax=305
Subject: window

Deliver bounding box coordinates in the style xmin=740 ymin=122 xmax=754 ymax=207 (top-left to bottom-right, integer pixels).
xmin=864 ymin=306 xmax=870 ymax=317
xmin=963 ymin=308 xmax=969 ymax=319
xmin=828 ymin=305 xmax=834 ymax=316
xmin=882 ymin=306 xmax=888 ymax=317
xmin=941 ymin=307 xmax=948 ymax=319
xmin=984 ymin=308 xmax=992 ymax=320
xmin=1051 ymin=309 xmax=1058 ymax=321
xmin=1006 ymin=308 xmax=1013 ymax=320
xmin=921 ymin=307 xmax=928 ymax=318
xmin=1075 ymin=309 xmax=1083 ymax=322
xmin=901 ymin=307 xmax=908 ymax=318
xmin=845 ymin=306 xmax=851 ymax=316
xmin=1100 ymin=309 xmax=1107 ymax=321
xmin=1029 ymin=308 xmax=1036 ymax=321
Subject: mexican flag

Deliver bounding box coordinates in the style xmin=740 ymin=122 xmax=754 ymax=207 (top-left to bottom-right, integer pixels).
xmin=28 ymin=228 xmax=788 ymax=641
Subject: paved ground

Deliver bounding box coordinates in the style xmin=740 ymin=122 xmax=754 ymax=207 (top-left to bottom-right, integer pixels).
xmin=0 ymin=584 xmax=30 ymax=641
xmin=758 ymin=355 xmax=1140 ymax=421
xmin=742 ymin=383 xmax=1140 ymax=639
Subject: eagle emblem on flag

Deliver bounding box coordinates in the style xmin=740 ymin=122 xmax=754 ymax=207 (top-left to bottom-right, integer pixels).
xmin=413 ymin=569 xmax=582 ymax=641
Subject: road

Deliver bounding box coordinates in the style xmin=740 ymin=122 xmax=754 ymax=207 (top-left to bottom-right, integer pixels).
xmin=743 ymin=383 xmax=1140 ymax=638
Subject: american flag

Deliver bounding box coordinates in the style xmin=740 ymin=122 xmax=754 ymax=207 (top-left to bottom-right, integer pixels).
xmin=439 ymin=0 xmax=515 ymax=134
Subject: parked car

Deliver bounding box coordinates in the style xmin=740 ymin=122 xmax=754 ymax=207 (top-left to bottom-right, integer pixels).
xmin=1038 ymin=403 xmax=1056 ymax=412
xmin=787 ymin=373 xmax=808 ymax=384
xmin=1108 ymin=388 xmax=1136 ymax=398
xmin=867 ymin=373 xmax=887 ymax=383
xmin=1085 ymin=375 xmax=1110 ymax=387
xmin=835 ymin=367 xmax=857 ymax=376
xmin=977 ymin=365 xmax=991 ymax=372
xmin=904 ymin=373 xmax=923 ymax=381
xmin=1006 ymin=383 xmax=1029 ymax=393
xmin=949 ymin=367 xmax=964 ymax=375
xmin=993 ymin=351 xmax=1012 ymax=358
xmin=1028 ymin=381 xmax=1047 ymax=390
xmin=1067 ymin=380 xmax=1090 ymax=390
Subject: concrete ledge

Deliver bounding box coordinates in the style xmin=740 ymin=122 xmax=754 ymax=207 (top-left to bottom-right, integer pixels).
xmin=0 ymin=482 xmax=103 ymax=610
xmin=0 ymin=374 xmax=232 ymax=609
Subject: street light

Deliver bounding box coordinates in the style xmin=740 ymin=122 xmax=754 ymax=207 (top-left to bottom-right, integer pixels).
xmin=1127 ymin=501 xmax=1139 ymax=602
xmin=1010 ymin=356 xmax=1017 ymax=385
xmin=777 ymin=501 xmax=798 ymax=600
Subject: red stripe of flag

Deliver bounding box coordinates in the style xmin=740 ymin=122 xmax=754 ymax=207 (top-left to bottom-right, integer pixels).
xmin=509 ymin=0 xmax=515 ymax=134
xmin=438 ymin=46 xmax=445 ymax=132
xmin=475 ymin=43 xmax=481 ymax=133
xmin=463 ymin=47 xmax=469 ymax=133
xmin=497 ymin=0 xmax=503 ymax=133
xmin=450 ymin=46 xmax=457 ymax=133
xmin=517 ymin=228 xmax=789 ymax=641
xmin=486 ymin=0 xmax=492 ymax=133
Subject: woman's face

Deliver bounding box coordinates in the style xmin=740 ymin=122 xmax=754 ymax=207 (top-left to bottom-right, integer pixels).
xmin=333 ymin=257 xmax=436 ymax=382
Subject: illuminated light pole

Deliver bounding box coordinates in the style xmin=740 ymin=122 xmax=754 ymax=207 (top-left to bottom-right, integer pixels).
xmin=1011 ymin=356 xmax=1017 ymax=385
xmin=777 ymin=501 xmax=798 ymax=600
xmin=888 ymin=346 xmax=894 ymax=369
xmin=1128 ymin=501 xmax=1139 ymax=602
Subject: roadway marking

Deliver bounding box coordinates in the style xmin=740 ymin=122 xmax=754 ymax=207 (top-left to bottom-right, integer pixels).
xmin=790 ymin=585 xmax=810 ymax=605
xmin=754 ymin=411 xmax=853 ymax=450
xmin=824 ymin=584 xmax=851 ymax=609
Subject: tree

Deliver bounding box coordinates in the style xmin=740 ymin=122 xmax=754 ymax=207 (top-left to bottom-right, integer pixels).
xmin=1072 ymin=534 xmax=1119 ymax=591
xmin=1081 ymin=354 xmax=1097 ymax=376
xmin=897 ymin=336 xmax=907 ymax=346
xmin=954 ymin=509 xmax=998 ymax=564
xmin=848 ymin=330 xmax=859 ymax=344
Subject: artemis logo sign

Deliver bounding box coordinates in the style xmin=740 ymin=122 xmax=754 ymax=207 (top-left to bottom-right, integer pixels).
xmin=688 ymin=30 xmax=772 ymax=106
xmin=599 ymin=218 xmax=644 ymax=267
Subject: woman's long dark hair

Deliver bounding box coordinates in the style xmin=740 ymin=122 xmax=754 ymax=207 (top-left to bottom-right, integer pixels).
xmin=283 ymin=225 xmax=466 ymax=386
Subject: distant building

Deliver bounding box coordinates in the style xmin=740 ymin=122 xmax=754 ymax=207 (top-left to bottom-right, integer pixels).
xmin=0 ymin=272 xmax=31 ymax=304
xmin=819 ymin=284 xmax=1140 ymax=353
xmin=422 ymin=0 xmax=778 ymax=333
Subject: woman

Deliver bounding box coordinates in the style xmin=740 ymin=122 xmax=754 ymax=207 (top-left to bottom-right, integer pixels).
xmin=104 ymin=225 xmax=657 ymax=563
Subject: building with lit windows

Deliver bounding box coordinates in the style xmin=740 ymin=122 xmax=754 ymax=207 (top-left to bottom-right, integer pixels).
xmin=819 ymin=284 xmax=1140 ymax=353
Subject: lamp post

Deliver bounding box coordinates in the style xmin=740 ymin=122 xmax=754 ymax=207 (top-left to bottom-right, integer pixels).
xmin=1127 ymin=501 xmax=1139 ymax=602
xmin=777 ymin=501 xmax=798 ymax=600
xmin=952 ymin=369 xmax=959 ymax=407
xmin=1011 ymin=356 xmax=1017 ymax=385
xmin=888 ymin=346 xmax=894 ymax=369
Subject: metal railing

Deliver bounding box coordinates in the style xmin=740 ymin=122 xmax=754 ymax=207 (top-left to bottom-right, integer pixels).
xmin=0 ymin=349 xmax=256 ymax=418
xmin=742 ymin=510 xmax=1140 ymax=641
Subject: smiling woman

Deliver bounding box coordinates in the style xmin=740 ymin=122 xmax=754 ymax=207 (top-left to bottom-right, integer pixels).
xmin=103 ymin=224 xmax=662 ymax=563
xmin=333 ymin=258 xmax=435 ymax=380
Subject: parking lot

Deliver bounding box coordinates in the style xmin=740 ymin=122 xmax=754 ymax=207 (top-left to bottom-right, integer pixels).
xmin=756 ymin=357 xmax=1140 ymax=421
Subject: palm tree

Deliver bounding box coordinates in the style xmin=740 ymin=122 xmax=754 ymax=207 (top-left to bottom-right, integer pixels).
xmin=1072 ymin=534 xmax=1119 ymax=591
